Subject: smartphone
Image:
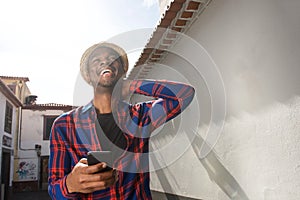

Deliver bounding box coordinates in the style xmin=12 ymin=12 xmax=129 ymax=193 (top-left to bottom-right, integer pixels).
xmin=87 ymin=151 xmax=113 ymax=172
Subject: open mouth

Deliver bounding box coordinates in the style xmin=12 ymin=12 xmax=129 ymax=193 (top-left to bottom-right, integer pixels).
xmin=97 ymin=67 xmax=117 ymax=78
xmin=100 ymin=69 xmax=113 ymax=76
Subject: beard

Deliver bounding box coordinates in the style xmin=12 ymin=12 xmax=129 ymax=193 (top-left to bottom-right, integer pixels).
xmin=97 ymin=78 xmax=118 ymax=88
xmin=95 ymin=74 xmax=121 ymax=89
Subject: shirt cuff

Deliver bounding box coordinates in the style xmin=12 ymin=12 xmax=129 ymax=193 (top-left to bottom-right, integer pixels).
xmin=61 ymin=175 xmax=79 ymax=198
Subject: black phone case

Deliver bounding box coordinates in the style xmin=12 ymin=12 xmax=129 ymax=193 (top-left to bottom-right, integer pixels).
xmin=87 ymin=151 xmax=113 ymax=172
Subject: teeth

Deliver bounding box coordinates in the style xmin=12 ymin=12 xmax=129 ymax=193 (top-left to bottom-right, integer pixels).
xmin=100 ymin=69 xmax=112 ymax=75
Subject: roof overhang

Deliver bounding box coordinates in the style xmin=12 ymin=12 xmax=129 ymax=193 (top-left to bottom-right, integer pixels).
xmin=0 ymin=78 xmax=22 ymax=107
xmin=128 ymin=0 xmax=211 ymax=79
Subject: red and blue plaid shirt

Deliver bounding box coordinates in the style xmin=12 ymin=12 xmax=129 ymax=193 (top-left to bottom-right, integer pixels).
xmin=48 ymin=80 xmax=195 ymax=199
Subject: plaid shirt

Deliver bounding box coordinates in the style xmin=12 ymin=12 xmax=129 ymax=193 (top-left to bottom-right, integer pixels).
xmin=48 ymin=80 xmax=195 ymax=200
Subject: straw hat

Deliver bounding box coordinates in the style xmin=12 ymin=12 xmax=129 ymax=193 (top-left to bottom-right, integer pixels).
xmin=80 ymin=42 xmax=129 ymax=85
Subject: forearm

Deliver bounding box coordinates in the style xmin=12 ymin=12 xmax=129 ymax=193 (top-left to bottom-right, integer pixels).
xmin=48 ymin=126 xmax=78 ymax=199
xmin=129 ymin=79 xmax=195 ymax=108
xmin=127 ymin=79 xmax=195 ymax=129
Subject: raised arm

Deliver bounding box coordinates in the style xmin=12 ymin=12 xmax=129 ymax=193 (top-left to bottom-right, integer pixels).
xmin=129 ymin=79 xmax=195 ymax=128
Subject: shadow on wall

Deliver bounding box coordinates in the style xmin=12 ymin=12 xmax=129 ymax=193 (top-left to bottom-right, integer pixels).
xmin=188 ymin=128 xmax=249 ymax=200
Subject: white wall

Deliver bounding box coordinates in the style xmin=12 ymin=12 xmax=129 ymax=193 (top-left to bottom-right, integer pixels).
xmin=147 ymin=0 xmax=300 ymax=199
xmin=144 ymin=64 xmax=224 ymax=199
xmin=18 ymin=109 xmax=66 ymax=158
xmin=13 ymin=109 xmax=66 ymax=182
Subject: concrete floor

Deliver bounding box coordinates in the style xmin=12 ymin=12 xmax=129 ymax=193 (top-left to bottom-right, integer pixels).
xmin=11 ymin=190 xmax=51 ymax=200
xmin=10 ymin=190 xmax=200 ymax=200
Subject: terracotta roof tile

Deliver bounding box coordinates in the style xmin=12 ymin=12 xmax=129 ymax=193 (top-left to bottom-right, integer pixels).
xmin=187 ymin=1 xmax=201 ymax=10
xmin=181 ymin=11 xmax=194 ymax=18
xmin=170 ymin=2 xmax=184 ymax=12
xmin=175 ymin=19 xmax=187 ymax=26
xmin=164 ymin=10 xmax=178 ymax=20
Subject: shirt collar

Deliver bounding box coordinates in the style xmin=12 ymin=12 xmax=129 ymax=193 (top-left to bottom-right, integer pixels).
xmin=80 ymin=99 xmax=129 ymax=116
xmin=81 ymin=100 xmax=94 ymax=114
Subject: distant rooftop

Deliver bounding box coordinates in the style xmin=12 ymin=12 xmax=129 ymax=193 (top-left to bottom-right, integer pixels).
xmin=0 ymin=76 xmax=29 ymax=82
xmin=23 ymin=103 xmax=75 ymax=111
xmin=0 ymin=78 xmax=22 ymax=107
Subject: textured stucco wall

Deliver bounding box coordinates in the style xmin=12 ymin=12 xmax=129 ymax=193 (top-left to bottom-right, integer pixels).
xmin=213 ymin=97 xmax=300 ymax=200
xmin=147 ymin=0 xmax=300 ymax=199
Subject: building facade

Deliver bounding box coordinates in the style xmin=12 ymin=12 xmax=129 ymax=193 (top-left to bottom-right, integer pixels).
xmin=0 ymin=76 xmax=74 ymax=199
xmin=13 ymin=103 xmax=73 ymax=191
xmin=0 ymin=78 xmax=22 ymax=200
xmin=130 ymin=0 xmax=300 ymax=199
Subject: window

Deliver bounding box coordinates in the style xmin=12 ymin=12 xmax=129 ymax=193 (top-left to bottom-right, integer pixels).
xmin=4 ymin=101 xmax=13 ymax=134
xmin=43 ymin=115 xmax=58 ymax=140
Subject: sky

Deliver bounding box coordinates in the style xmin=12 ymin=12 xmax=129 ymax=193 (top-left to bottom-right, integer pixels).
xmin=0 ymin=0 xmax=160 ymax=105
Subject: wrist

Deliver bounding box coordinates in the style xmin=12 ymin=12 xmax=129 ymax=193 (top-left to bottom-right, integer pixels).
xmin=66 ymin=174 xmax=75 ymax=193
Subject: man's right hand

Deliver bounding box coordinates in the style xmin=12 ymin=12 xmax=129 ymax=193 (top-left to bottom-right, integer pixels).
xmin=66 ymin=158 xmax=117 ymax=194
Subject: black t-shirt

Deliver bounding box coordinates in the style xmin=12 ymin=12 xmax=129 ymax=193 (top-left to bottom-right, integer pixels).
xmin=96 ymin=112 xmax=127 ymax=151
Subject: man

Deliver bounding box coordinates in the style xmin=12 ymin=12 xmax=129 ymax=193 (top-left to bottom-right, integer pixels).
xmin=48 ymin=42 xmax=195 ymax=199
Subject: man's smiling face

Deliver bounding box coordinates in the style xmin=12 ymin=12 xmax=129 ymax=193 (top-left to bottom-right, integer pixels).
xmin=87 ymin=47 xmax=125 ymax=88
